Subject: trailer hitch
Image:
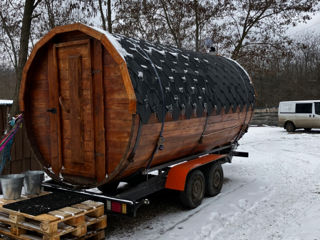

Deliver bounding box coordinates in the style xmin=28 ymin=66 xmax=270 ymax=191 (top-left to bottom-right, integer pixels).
xmin=231 ymin=151 xmax=249 ymax=158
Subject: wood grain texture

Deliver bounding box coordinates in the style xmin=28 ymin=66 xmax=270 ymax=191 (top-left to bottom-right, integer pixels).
xmin=92 ymin=40 xmax=106 ymax=182
xmin=48 ymin=44 xmax=61 ymax=173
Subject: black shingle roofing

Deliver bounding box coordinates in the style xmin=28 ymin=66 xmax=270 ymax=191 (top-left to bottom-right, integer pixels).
xmin=113 ymin=34 xmax=255 ymax=124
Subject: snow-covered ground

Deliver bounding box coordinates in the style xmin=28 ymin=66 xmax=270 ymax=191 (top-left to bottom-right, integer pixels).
xmin=106 ymin=126 xmax=320 ymax=240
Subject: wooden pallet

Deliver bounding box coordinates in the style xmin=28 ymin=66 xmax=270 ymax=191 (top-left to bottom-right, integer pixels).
xmin=0 ymin=195 xmax=107 ymax=240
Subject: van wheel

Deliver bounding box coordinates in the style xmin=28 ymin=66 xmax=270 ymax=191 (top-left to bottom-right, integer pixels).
xmin=285 ymin=122 xmax=295 ymax=132
xmin=180 ymin=170 xmax=205 ymax=209
xmin=205 ymin=163 xmax=224 ymax=197
xmin=304 ymin=128 xmax=311 ymax=132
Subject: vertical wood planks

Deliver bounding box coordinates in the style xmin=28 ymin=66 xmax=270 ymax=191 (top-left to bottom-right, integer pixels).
xmin=68 ymin=55 xmax=84 ymax=164
xmin=55 ymin=39 xmax=96 ymax=177
xmin=92 ymin=40 xmax=106 ymax=182
xmin=48 ymin=44 xmax=62 ymax=174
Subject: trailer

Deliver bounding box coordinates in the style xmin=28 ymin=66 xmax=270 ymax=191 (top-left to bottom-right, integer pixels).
xmin=16 ymin=23 xmax=254 ymax=221
xmin=42 ymin=144 xmax=248 ymax=216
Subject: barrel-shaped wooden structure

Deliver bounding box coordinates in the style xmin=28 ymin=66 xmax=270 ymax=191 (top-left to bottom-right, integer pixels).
xmin=19 ymin=23 xmax=255 ymax=187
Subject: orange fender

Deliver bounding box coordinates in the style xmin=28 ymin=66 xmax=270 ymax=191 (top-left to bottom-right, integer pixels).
xmin=165 ymin=154 xmax=226 ymax=191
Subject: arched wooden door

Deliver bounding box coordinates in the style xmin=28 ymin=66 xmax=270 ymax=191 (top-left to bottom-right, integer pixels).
xmin=48 ymin=39 xmax=106 ymax=181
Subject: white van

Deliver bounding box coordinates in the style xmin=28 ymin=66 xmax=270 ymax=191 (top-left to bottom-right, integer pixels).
xmin=278 ymin=100 xmax=320 ymax=132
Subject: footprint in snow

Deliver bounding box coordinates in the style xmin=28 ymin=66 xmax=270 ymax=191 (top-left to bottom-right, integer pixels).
xmin=238 ymin=199 xmax=249 ymax=209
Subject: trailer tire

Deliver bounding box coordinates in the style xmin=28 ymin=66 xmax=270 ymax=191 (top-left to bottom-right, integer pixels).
xmin=285 ymin=122 xmax=295 ymax=132
xmin=179 ymin=169 xmax=205 ymax=209
xmin=205 ymin=163 xmax=223 ymax=197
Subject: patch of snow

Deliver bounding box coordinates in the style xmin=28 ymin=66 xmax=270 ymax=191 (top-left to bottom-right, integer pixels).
xmin=138 ymin=71 xmax=143 ymax=78
xmin=181 ymin=54 xmax=189 ymax=60
xmin=169 ymin=52 xmax=179 ymax=57
xmin=0 ymin=99 xmax=13 ymax=105
xmin=141 ymin=65 xmax=148 ymax=69
xmin=155 ymin=65 xmax=162 ymax=70
xmin=145 ymin=46 xmax=166 ymax=56
xmin=90 ymin=26 xmax=133 ymax=59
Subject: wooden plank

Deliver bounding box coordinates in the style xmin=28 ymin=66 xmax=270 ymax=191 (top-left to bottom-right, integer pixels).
xmin=55 ymin=39 xmax=90 ymax=48
xmin=68 ymin=55 xmax=84 ymax=164
xmin=48 ymin=44 xmax=62 ymax=173
xmin=0 ymin=196 xmax=106 ymax=239
xmin=82 ymin=40 xmax=96 ymax=177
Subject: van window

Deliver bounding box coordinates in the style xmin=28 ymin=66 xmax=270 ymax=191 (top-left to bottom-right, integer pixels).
xmin=315 ymin=103 xmax=320 ymax=115
xmin=295 ymin=103 xmax=312 ymax=113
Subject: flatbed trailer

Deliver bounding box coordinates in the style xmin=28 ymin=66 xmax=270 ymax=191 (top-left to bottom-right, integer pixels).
xmin=42 ymin=144 xmax=248 ymax=217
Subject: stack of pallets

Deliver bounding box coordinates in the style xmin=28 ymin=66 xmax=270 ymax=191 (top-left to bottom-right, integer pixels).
xmin=0 ymin=195 xmax=107 ymax=240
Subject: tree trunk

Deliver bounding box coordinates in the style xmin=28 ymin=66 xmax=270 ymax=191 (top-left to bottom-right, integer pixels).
xmin=107 ymin=0 xmax=112 ymax=33
xmin=10 ymin=0 xmax=36 ymax=116
xmin=45 ymin=0 xmax=55 ymax=29
xmin=98 ymin=0 xmax=107 ymax=31
xmin=194 ymin=0 xmax=199 ymax=52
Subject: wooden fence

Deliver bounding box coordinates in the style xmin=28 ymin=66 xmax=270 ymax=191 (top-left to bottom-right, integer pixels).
xmin=250 ymin=107 xmax=278 ymax=126
xmin=0 ymin=104 xmax=40 ymax=175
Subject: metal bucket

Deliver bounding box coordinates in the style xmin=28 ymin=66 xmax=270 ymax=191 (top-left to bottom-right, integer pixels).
xmin=24 ymin=170 xmax=44 ymax=195
xmin=0 ymin=174 xmax=25 ymax=200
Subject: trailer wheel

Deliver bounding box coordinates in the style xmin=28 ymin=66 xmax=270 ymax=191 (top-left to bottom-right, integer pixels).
xmin=285 ymin=122 xmax=295 ymax=132
xmin=205 ymin=163 xmax=223 ymax=197
xmin=179 ymin=169 xmax=205 ymax=209
xmin=98 ymin=181 xmax=119 ymax=195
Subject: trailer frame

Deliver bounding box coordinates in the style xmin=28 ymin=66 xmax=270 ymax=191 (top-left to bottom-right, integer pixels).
xmin=42 ymin=143 xmax=248 ymax=217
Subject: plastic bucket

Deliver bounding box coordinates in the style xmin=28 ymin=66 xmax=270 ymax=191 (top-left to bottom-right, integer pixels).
xmin=0 ymin=174 xmax=25 ymax=200
xmin=24 ymin=170 xmax=44 ymax=195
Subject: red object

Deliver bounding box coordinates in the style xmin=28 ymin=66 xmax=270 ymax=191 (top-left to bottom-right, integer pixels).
xmin=111 ymin=202 xmax=122 ymax=213
xmin=165 ymin=154 xmax=226 ymax=191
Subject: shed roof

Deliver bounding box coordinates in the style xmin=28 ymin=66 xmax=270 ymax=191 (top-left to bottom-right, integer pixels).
xmin=104 ymin=31 xmax=255 ymax=123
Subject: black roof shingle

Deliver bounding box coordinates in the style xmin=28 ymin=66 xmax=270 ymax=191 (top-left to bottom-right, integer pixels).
xmin=113 ymin=35 xmax=255 ymax=124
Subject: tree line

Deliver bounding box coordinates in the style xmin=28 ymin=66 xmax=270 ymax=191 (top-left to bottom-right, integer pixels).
xmin=0 ymin=0 xmax=319 ymax=114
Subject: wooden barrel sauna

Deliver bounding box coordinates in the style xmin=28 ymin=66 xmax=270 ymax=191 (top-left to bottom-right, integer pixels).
xmin=19 ymin=23 xmax=255 ymax=188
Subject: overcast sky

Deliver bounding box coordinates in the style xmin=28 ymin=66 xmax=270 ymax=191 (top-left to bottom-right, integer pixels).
xmin=287 ymin=12 xmax=320 ymax=36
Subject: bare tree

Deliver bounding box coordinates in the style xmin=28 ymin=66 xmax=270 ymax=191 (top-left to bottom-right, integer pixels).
xmin=212 ymin=0 xmax=319 ymax=61
xmin=96 ymin=0 xmax=112 ymax=32
xmin=0 ymin=0 xmax=42 ymax=115
xmin=189 ymin=0 xmax=225 ymax=51
xmin=0 ymin=0 xmax=95 ymax=115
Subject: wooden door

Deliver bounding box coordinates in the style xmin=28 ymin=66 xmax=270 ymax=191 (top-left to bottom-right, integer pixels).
xmin=48 ymin=39 xmax=105 ymax=179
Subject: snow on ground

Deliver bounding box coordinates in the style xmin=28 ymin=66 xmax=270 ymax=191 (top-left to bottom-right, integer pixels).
xmin=106 ymin=127 xmax=320 ymax=240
